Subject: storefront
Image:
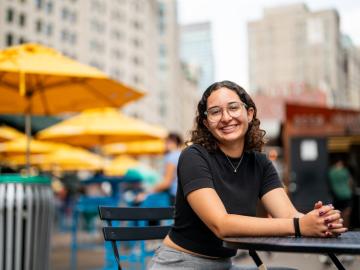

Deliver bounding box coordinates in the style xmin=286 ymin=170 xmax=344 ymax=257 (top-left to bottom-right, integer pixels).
xmin=283 ymin=103 xmax=360 ymax=226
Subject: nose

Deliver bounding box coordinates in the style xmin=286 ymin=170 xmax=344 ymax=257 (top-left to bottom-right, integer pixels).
xmin=221 ymin=109 xmax=232 ymax=122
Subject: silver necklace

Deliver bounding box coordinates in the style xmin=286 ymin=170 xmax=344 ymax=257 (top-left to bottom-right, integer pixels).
xmin=225 ymin=153 xmax=244 ymax=173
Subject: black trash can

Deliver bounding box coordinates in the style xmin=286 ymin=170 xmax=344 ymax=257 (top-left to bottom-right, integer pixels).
xmin=0 ymin=174 xmax=54 ymax=270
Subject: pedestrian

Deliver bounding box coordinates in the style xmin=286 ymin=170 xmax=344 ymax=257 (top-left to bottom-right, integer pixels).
xmin=148 ymin=80 xmax=347 ymax=269
xmin=328 ymin=158 xmax=353 ymax=228
xmin=135 ymin=132 xmax=183 ymax=205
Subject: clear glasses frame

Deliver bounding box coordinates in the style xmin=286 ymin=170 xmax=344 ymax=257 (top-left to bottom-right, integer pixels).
xmin=204 ymin=102 xmax=248 ymax=123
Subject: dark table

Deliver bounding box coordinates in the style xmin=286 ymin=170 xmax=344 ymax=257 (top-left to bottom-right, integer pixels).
xmin=223 ymin=231 xmax=360 ymax=270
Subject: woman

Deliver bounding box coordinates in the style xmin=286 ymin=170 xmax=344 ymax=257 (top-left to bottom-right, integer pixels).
xmin=149 ymin=81 xmax=346 ymax=269
xmin=136 ymin=132 xmax=183 ymax=204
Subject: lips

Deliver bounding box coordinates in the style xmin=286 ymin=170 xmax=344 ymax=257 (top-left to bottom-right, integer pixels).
xmin=220 ymin=124 xmax=238 ymax=133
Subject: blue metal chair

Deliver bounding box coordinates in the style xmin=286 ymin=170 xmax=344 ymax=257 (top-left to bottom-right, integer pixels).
xmin=101 ymin=192 xmax=172 ymax=270
xmin=71 ymin=195 xmax=119 ymax=270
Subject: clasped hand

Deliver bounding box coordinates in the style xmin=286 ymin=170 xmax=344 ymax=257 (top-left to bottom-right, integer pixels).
xmin=300 ymin=201 xmax=348 ymax=237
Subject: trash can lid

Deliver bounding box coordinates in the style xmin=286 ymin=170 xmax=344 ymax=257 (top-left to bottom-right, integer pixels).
xmin=0 ymin=174 xmax=50 ymax=184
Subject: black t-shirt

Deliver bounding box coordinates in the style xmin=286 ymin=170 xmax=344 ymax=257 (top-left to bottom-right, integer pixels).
xmin=168 ymin=144 xmax=283 ymax=258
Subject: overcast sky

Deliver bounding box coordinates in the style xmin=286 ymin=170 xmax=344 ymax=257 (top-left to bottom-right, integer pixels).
xmin=177 ymin=0 xmax=360 ymax=89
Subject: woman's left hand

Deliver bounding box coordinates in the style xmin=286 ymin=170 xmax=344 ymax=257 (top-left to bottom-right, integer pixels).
xmin=314 ymin=201 xmax=347 ymax=237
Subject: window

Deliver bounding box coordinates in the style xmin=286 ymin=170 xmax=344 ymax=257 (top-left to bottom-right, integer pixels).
xmin=19 ymin=13 xmax=26 ymax=27
xmin=35 ymin=0 xmax=43 ymax=9
xmin=36 ymin=19 xmax=43 ymax=33
xmin=6 ymin=33 xmax=14 ymax=46
xmin=19 ymin=37 xmax=26 ymax=44
xmin=132 ymin=20 xmax=142 ymax=30
xmin=111 ymin=49 xmax=124 ymax=59
xmin=70 ymin=12 xmax=77 ymax=23
xmin=61 ymin=29 xmax=68 ymax=41
xmin=111 ymin=29 xmax=123 ymax=40
xmin=89 ymin=60 xmax=104 ymax=70
xmin=46 ymin=1 xmax=53 ymax=14
xmin=132 ymin=38 xmax=141 ymax=47
xmin=62 ymin=7 xmax=68 ymax=20
xmin=70 ymin=33 xmax=77 ymax=44
xmin=159 ymin=44 xmax=166 ymax=56
xmin=46 ymin=24 xmax=53 ymax=36
xmin=132 ymin=56 xmax=141 ymax=65
xmin=133 ymin=75 xmax=141 ymax=84
xmin=6 ymin=8 xmax=14 ymax=23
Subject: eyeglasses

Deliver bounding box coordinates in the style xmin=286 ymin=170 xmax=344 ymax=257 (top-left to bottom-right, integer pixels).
xmin=204 ymin=102 xmax=247 ymax=123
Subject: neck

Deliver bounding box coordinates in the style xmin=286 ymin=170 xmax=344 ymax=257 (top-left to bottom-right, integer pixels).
xmin=219 ymin=140 xmax=244 ymax=158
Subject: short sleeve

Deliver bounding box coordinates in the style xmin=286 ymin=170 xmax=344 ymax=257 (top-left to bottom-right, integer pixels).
xmin=258 ymin=154 xmax=283 ymax=198
xmin=164 ymin=151 xmax=180 ymax=166
xmin=178 ymin=146 xmax=214 ymax=197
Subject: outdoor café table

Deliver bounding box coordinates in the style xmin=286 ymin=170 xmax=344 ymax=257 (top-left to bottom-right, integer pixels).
xmin=223 ymin=231 xmax=360 ymax=270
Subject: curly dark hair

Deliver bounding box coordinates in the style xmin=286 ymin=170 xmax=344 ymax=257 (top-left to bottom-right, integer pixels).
xmin=188 ymin=80 xmax=266 ymax=152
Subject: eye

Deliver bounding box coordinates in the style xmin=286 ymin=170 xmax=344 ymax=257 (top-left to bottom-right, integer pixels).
xmin=208 ymin=107 xmax=221 ymax=115
xmin=228 ymin=103 xmax=240 ymax=111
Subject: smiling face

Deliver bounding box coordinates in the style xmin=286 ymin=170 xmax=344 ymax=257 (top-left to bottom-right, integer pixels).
xmin=203 ymin=87 xmax=254 ymax=146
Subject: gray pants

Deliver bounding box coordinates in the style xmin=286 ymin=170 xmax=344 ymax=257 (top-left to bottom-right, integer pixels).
xmin=148 ymin=244 xmax=255 ymax=270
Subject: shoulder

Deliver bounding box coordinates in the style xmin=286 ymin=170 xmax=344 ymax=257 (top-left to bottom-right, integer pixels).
xmin=248 ymin=151 xmax=268 ymax=164
xmin=181 ymin=144 xmax=208 ymax=156
xmin=180 ymin=144 xmax=211 ymax=161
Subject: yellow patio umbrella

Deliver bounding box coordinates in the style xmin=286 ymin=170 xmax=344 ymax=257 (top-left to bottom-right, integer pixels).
xmin=39 ymin=147 xmax=105 ymax=171
xmin=1 ymin=154 xmax=44 ymax=167
xmin=103 ymin=155 xmax=140 ymax=176
xmin=1 ymin=147 xmax=104 ymax=171
xmin=37 ymin=107 xmax=168 ymax=147
xmin=0 ymin=137 xmax=65 ymax=155
xmin=0 ymin=125 xmax=24 ymax=142
xmin=0 ymin=43 xmax=144 ymax=115
xmin=0 ymin=43 xmax=144 ymax=171
xmin=102 ymin=139 xmax=166 ymax=156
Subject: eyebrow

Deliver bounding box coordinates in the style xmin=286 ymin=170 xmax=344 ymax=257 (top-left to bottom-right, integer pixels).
xmin=207 ymin=101 xmax=241 ymax=110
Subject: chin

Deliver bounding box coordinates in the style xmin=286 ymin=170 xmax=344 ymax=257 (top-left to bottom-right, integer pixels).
xmin=218 ymin=132 xmax=242 ymax=142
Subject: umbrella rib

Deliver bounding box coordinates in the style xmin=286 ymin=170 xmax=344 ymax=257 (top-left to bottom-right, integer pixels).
xmin=82 ymin=81 xmax=119 ymax=107
xmin=0 ymin=76 xmax=22 ymax=91
xmin=35 ymin=75 xmax=51 ymax=115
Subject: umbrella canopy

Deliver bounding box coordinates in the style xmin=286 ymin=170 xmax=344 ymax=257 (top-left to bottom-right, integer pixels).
xmin=0 ymin=43 xmax=144 ymax=172
xmin=1 ymin=154 xmax=44 ymax=167
xmin=102 ymin=139 xmax=166 ymax=156
xmin=39 ymin=148 xmax=105 ymax=171
xmin=103 ymin=155 xmax=140 ymax=176
xmin=1 ymin=147 xmax=104 ymax=171
xmin=0 ymin=125 xmax=24 ymax=142
xmin=0 ymin=137 xmax=65 ymax=155
xmin=0 ymin=43 xmax=144 ymax=115
xmin=37 ymin=107 xmax=168 ymax=147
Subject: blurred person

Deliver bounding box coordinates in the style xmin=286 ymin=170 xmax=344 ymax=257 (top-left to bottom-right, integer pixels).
xmin=268 ymin=148 xmax=284 ymax=183
xmin=135 ymin=132 xmax=183 ymax=204
xmin=148 ymin=80 xmax=346 ymax=270
xmin=328 ymin=159 xmax=353 ymax=228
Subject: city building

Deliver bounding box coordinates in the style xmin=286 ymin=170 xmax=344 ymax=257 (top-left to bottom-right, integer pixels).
xmin=0 ymin=0 xmax=199 ymax=138
xmin=342 ymin=35 xmax=360 ymax=110
xmin=180 ymin=22 xmax=215 ymax=93
xmin=248 ymin=3 xmax=350 ymax=108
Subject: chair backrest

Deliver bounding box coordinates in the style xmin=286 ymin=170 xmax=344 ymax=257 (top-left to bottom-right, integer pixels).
xmin=98 ymin=206 xmax=174 ymax=270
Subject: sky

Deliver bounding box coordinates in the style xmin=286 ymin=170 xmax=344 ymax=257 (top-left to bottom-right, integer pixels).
xmin=177 ymin=0 xmax=360 ymax=90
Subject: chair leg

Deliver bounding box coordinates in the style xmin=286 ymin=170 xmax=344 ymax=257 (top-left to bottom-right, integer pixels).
xmin=249 ymin=250 xmax=266 ymax=269
xmin=110 ymin=241 xmax=122 ymax=270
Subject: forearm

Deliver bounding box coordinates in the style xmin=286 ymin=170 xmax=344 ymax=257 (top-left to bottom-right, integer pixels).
xmin=217 ymin=214 xmax=294 ymax=238
xmin=151 ymin=181 xmax=169 ymax=193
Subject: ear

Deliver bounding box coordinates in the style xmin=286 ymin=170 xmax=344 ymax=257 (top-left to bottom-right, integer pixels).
xmin=203 ymin=119 xmax=209 ymax=129
xmin=247 ymin=107 xmax=254 ymax=123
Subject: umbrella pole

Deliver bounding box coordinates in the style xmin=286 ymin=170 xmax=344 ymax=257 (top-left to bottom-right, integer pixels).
xmin=25 ymin=112 xmax=31 ymax=175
